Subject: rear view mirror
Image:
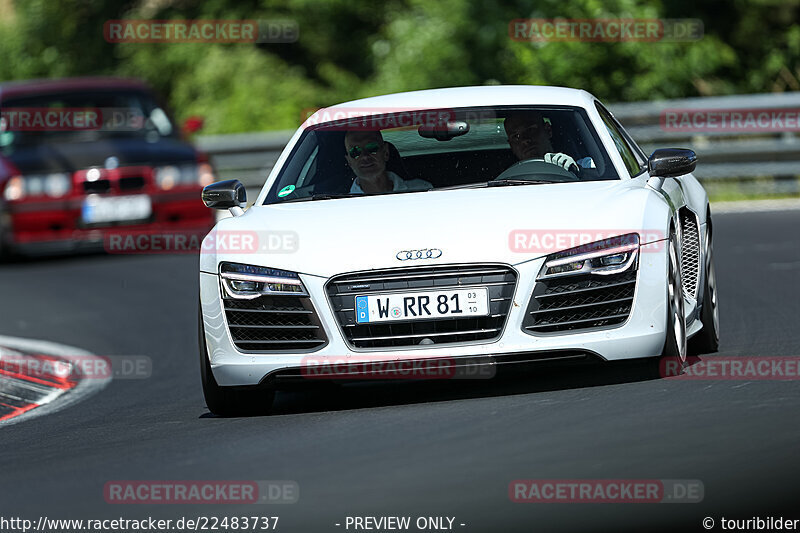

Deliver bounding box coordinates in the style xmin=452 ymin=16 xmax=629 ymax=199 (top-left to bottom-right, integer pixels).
xmin=418 ymin=121 xmax=470 ymax=141
xmin=202 ymin=179 xmax=246 ymax=216
xmin=182 ymin=116 xmax=205 ymax=135
xmin=648 ymin=148 xmax=697 ymax=178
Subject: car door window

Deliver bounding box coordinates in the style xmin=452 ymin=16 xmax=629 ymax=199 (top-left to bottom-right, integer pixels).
xmin=296 ymin=146 xmax=318 ymax=188
xmin=595 ymin=103 xmax=645 ymax=177
xmin=618 ymin=123 xmax=648 ymax=167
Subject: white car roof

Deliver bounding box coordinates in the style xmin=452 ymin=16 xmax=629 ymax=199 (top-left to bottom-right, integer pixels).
xmin=319 ymin=85 xmax=598 ymax=115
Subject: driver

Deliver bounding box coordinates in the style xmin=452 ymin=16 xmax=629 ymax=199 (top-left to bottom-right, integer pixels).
xmin=344 ymin=130 xmax=432 ymax=194
xmin=504 ymin=111 xmax=594 ymax=171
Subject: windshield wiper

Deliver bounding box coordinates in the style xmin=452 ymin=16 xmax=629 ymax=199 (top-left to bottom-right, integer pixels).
xmin=280 ymin=193 xmax=363 ymax=203
xmin=308 ymin=193 xmax=364 ymax=200
xmin=487 ymin=179 xmax=554 ymax=187
xmin=436 ymin=182 xmax=487 ymax=191
xmin=283 ymin=189 xmax=434 ymax=202
xmin=437 ymin=179 xmax=554 ymax=191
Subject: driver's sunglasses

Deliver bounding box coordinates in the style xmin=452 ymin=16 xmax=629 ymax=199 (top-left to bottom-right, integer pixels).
xmin=348 ymin=141 xmax=382 ymax=160
xmin=508 ymin=123 xmax=543 ymax=143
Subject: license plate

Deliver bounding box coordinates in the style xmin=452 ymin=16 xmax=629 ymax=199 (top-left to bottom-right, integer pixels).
xmin=355 ymin=288 xmax=489 ymax=324
xmin=82 ymin=195 xmax=152 ymax=224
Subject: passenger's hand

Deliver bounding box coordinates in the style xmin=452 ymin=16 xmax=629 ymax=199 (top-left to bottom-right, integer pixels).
xmin=544 ymin=152 xmax=578 ymax=171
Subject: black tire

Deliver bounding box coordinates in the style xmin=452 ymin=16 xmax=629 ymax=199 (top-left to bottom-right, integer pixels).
xmin=0 ymin=207 xmax=9 ymax=262
xmin=199 ymin=308 xmax=275 ymax=417
xmin=688 ymin=223 xmax=720 ymax=355
xmin=0 ymin=240 xmax=12 ymax=263
xmin=658 ymin=231 xmax=687 ymax=377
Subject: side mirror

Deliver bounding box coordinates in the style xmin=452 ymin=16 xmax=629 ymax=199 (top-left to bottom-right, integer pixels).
xmin=648 ymin=148 xmax=696 ymax=178
xmin=182 ymin=116 xmax=205 ymax=135
xmin=647 ymin=148 xmax=696 ymax=191
xmin=202 ymin=179 xmax=247 ymax=216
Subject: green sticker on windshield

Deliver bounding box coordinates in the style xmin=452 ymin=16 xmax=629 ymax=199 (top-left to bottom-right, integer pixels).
xmin=278 ymin=185 xmax=296 ymax=197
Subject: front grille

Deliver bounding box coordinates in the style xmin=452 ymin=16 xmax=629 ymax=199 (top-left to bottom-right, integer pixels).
xmin=120 ymin=176 xmax=146 ymax=190
xmin=223 ymin=294 xmax=327 ymax=352
xmin=680 ymin=210 xmax=701 ymax=299
xmin=326 ymin=264 xmax=518 ymax=349
xmin=523 ymin=269 xmax=637 ymax=334
xmin=83 ymin=180 xmax=110 ymax=193
xmin=78 ymin=168 xmax=150 ymax=195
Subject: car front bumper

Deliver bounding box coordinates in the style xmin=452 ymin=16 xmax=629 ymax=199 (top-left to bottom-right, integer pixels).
xmin=201 ymin=240 xmax=670 ymax=387
xmin=5 ymin=189 xmax=214 ymax=256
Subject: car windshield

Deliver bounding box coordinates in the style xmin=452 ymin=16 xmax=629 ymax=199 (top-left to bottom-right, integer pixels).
xmin=263 ymin=105 xmax=619 ymax=204
xmin=0 ymin=90 xmax=177 ymax=154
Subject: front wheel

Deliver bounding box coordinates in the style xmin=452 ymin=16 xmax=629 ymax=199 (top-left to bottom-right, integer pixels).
xmin=688 ymin=224 xmax=720 ymax=355
xmin=199 ymin=308 xmax=275 ymax=417
xmin=659 ymin=232 xmax=687 ymax=377
xmin=0 ymin=207 xmax=10 ymax=262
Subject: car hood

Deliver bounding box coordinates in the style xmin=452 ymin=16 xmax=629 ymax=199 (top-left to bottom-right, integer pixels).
xmin=2 ymin=137 xmax=197 ymax=174
xmin=200 ymin=180 xmax=669 ymax=278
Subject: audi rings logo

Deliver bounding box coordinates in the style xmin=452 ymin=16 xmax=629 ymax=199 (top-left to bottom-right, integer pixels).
xmin=396 ymin=248 xmax=443 ymax=261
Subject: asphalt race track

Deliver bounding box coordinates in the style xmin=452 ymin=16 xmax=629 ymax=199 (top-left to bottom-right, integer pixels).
xmin=2 ymin=208 xmax=800 ymax=533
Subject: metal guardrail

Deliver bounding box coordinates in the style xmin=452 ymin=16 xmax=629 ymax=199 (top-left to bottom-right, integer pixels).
xmin=196 ymin=131 xmax=292 ymax=196
xmin=612 ymin=92 xmax=800 ymax=187
xmin=196 ymin=92 xmax=800 ymax=198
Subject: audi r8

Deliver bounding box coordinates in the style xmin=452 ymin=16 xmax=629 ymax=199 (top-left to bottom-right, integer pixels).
xmin=198 ymin=85 xmax=719 ymax=415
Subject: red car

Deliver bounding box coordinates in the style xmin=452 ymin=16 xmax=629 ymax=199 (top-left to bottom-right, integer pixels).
xmin=0 ymin=77 xmax=216 ymax=256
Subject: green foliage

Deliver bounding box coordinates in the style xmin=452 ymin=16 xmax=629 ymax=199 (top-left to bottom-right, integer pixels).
xmin=0 ymin=0 xmax=797 ymax=133
xmin=0 ymin=0 xmax=126 ymax=79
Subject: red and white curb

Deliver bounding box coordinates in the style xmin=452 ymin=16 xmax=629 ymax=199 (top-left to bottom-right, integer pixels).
xmin=0 ymin=335 xmax=110 ymax=426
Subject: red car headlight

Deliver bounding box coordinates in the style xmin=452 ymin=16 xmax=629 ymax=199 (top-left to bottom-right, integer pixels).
xmin=3 ymin=173 xmax=71 ymax=201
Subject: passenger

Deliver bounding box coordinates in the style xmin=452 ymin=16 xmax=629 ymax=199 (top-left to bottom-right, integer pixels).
xmin=344 ymin=130 xmax=432 ymax=193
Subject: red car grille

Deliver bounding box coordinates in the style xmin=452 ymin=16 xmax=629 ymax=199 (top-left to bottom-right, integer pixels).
xmin=74 ymin=166 xmax=150 ymax=195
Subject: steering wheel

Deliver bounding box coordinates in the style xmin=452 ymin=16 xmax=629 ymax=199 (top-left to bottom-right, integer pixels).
xmin=494 ymin=158 xmax=580 ymax=182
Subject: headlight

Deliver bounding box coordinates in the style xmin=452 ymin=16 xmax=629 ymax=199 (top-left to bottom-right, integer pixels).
xmin=541 ymin=233 xmax=640 ymax=278
xmin=3 ymin=176 xmax=24 ymax=201
xmin=3 ymin=173 xmax=71 ymax=201
xmin=197 ymin=163 xmax=215 ymax=186
xmin=155 ymin=163 xmax=215 ymax=189
xmin=27 ymin=176 xmax=44 ymax=196
xmin=44 ymin=173 xmax=71 ymax=197
xmin=154 ymin=165 xmax=180 ymax=190
xmin=219 ymin=262 xmax=306 ymax=299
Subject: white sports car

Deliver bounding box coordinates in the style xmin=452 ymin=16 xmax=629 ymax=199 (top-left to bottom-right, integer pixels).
xmin=198 ymin=86 xmax=719 ymax=415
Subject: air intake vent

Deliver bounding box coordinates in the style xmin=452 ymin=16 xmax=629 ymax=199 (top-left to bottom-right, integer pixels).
xmin=119 ymin=176 xmax=146 ymax=190
xmin=680 ymin=210 xmax=701 ymax=300
xmin=223 ymin=295 xmax=327 ymax=352
xmin=523 ymin=270 xmax=637 ymax=334
xmin=82 ymin=180 xmax=111 ymax=194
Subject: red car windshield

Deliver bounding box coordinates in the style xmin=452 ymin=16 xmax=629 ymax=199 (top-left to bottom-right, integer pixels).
xmin=0 ymin=90 xmax=177 ymax=153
